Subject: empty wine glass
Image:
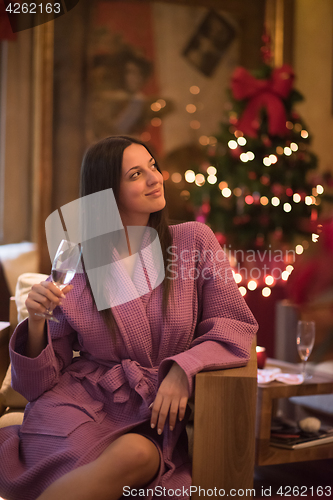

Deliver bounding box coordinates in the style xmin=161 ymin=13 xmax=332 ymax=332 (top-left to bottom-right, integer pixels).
xmin=296 ymin=320 xmax=315 ymax=381
xmin=35 ymin=239 xmax=82 ymax=323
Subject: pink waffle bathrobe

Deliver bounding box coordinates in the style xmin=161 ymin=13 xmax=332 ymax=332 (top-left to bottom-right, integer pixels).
xmin=0 ymin=222 xmax=258 ymax=500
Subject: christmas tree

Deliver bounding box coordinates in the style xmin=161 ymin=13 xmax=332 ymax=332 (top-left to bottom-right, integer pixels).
xmin=186 ymin=37 xmax=323 ymax=251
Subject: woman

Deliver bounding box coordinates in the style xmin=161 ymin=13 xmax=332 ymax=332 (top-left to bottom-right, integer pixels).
xmin=0 ymin=136 xmax=258 ymax=500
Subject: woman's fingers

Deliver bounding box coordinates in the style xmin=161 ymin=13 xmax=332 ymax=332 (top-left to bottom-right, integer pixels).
xmin=30 ymin=285 xmax=60 ymax=309
xmin=156 ymin=397 xmax=172 ymax=434
xmin=168 ymin=398 xmax=181 ymax=431
xmin=26 ymin=281 xmax=73 ymax=316
xmin=150 ymin=362 xmax=189 ymax=434
xmin=150 ymin=393 xmax=163 ymax=430
xmin=26 ymin=292 xmax=51 ymax=313
xmin=178 ymin=396 xmax=188 ymax=422
xmin=150 ymin=394 xmax=188 ymax=434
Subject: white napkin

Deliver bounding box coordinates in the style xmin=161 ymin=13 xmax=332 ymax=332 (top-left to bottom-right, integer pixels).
xmin=258 ymin=367 xmax=304 ymax=385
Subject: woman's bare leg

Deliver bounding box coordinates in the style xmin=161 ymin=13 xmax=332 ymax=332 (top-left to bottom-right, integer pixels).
xmin=36 ymin=433 xmax=160 ymax=500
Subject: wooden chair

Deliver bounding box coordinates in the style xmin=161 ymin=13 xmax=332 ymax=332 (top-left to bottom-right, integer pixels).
xmin=1 ymin=297 xmax=257 ymax=497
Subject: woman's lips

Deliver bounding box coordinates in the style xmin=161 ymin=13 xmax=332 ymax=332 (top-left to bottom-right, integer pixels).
xmin=145 ymin=189 xmax=162 ymax=197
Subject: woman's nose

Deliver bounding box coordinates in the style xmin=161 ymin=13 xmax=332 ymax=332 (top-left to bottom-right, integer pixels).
xmin=147 ymin=170 xmax=160 ymax=185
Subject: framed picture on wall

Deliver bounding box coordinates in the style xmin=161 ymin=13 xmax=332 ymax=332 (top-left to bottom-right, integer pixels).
xmin=183 ymin=10 xmax=236 ymax=77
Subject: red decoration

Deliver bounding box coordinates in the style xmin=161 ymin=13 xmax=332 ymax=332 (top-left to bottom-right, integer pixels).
xmin=271 ymin=183 xmax=284 ymax=196
xmin=231 ymin=65 xmax=294 ymax=138
xmin=260 ymin=175 xmax=270 ymax=186
xmin=255 ymin=234 xmax=265 ymax=247
xmin=230 ymin=146 xmax=241 ymax=159
xmin=260 ymin=28 xmax=273 ymax=65
xmin=201 ymin=202 xmax=211 ymax=215
xmin=273 ymin=228 xmax=283 ymax=241
xmin=262 ymin=135 xmax=272 ymax=147
xmin=214 ymin=232 xmax=226 ymax=246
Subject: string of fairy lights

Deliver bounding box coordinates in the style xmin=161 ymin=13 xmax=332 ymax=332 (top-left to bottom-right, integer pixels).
xmin=144 ymin=85 xmax=325 ymax=298
xmin=231 ymin=264 xmax=295 ymax=298
xmin=180 ymin=126 xmax=325 ymax=297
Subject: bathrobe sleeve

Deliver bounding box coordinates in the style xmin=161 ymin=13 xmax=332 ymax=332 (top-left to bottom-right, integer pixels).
xmin=9 ymin=314 xmax=77 ymax=402
xmin=158 ymin=222 xmax=258 ymax=396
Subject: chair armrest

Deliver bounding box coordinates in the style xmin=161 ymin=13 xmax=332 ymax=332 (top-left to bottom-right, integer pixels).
xmin=191 ymin=337 xmax=257 ymax=497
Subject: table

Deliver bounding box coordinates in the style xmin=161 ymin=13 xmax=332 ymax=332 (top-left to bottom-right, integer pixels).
xmin=256 ymin=358 xmax=333 ymax=466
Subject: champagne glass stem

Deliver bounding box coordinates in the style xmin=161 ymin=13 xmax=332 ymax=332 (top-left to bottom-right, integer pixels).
xmin=301 ymin=360 xmax=307 ymax=380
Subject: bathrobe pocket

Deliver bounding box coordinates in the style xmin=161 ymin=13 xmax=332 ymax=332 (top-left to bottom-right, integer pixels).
xmin=20 ymin=374 xmax=107 ymax=437
xmin=20 ymin=402 xmax=100 ymax=437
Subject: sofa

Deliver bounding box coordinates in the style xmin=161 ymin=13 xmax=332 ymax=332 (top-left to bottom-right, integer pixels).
xmin=0 ymin=273 xmax=48 ymax=426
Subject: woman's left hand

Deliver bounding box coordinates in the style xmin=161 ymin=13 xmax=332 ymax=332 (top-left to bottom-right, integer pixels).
xmin=150 ymin=362 xmax=189 ymax=435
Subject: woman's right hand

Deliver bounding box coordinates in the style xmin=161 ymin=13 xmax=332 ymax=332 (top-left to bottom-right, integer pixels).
xmin=25 ymin=281 xmax=73 ymax=357
xmin=25 ymin=281 xmax=72 ymax=323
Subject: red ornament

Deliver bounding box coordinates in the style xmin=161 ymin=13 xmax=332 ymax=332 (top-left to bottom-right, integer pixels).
xmin=262 ymin=135 xmax=272 ymax=147
xmin=260 ymin=175 xmax=270 ymax=186
xmin=215 ymin=232 xmax=226 ymax=246
xmin=230 ymin=146 xmax=242 ymax=159
xmin=261 ymin=27 xmax=273 ymax=65
xmin=231 ymin=65 xmax=294 ymax=138
xmin=201 ymin=202 xmax=211 ymax=215
xmin=229 ymin=116 xmax=238 ymax=125
xmin=255 ymin=235 xmax=265 ymax=247
xmin=271 ymin=183 xmax=284 ymax=196
xmin=311 ymin=208 xmax=318 ymax=221
xmin=273 ymin=228 xmax=283 ymax=241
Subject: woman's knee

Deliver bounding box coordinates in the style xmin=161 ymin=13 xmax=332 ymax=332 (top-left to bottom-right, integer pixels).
xmin=107 ymin=433 xmax=160 ymax=485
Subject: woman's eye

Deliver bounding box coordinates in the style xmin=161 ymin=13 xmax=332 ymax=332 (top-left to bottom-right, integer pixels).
xmin=131 ymin=171 xmax=140 ymax=179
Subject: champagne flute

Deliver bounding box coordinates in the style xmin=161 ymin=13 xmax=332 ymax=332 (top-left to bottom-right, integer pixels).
xmin=296 ymin=320 xmax=315 ymax=381
xmin=35 ymin=239 xmax=82 ymax=323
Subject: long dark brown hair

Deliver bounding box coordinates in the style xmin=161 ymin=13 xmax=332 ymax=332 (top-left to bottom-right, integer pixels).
xmin=80 ymin=135 xmax=173 ymax=333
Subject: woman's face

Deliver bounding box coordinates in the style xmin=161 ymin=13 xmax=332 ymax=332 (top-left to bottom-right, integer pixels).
xmin=118 ymin=143 xmax=165 ymax=226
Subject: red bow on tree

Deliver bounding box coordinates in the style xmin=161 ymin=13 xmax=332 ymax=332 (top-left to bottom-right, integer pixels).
xmin=231 ymin=64 xmax=294 ymax=138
